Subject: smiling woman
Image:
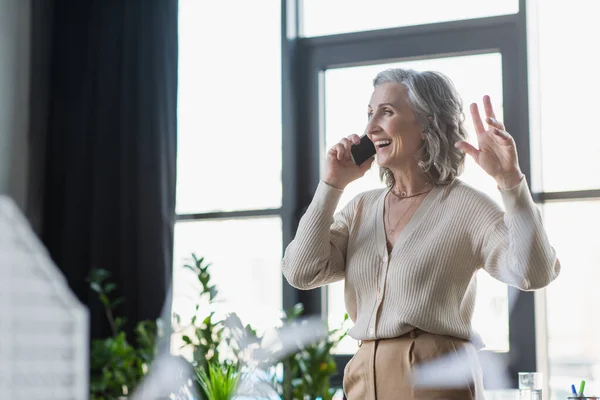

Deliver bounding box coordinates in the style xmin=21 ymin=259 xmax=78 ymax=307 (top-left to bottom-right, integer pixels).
xmin=281 ymin=67 xmax=561 ymax=399
xmin=323 ymin=55 xmax=512 ymax=359
xmin=369 ymin=69 xmax=468 ymax=188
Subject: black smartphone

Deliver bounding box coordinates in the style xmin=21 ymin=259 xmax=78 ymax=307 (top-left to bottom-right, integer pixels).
xmin=350 ymin=134 xmax=376 ymax=166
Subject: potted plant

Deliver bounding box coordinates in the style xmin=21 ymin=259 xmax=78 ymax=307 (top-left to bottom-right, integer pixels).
xmin=175 ymin=255 xmax=350 ymax=400
xmin=196 ymin=361 xmax=241 ymax=400
xmin=87 ymin=269 xmax=158 ymax=400
xmin=271 ymin=304 xmax=349 ymax=400
xmin=87 ymin=254 xmax=349 ymax=400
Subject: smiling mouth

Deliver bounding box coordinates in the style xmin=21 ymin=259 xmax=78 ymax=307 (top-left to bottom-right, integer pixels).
xmin=374 ymin=140 xmax=392 ymax=149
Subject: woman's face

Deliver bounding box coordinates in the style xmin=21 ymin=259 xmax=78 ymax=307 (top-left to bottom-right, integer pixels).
xmin=366 ymin=82 xmax=424 ymax=169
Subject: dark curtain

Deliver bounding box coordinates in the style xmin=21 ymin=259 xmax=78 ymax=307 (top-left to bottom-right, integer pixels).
xmin=28 ymin=0 xmax=178 ymax=340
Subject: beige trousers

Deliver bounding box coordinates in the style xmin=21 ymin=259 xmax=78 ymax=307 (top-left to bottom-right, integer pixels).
xmin=343 ymin=329 xmax=484 ymax=400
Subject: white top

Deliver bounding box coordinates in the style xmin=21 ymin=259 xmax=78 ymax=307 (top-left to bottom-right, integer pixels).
xmin=281 ymin=178 xmax=560 ymax=347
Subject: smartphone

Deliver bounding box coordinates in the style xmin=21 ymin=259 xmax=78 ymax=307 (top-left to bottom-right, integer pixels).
xmin=350 ymin=134 xmax=376 ymax=166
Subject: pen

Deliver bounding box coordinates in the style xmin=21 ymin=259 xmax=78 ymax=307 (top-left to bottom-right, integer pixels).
xmin=572 ymin=384 xmax=578 ymax=396
xmin=579 ymin=380 xmax=586 ymax=396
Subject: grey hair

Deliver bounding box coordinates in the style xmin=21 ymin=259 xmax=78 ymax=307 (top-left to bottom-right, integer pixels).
xmin=373 ymin=68 xmax=468 ymax=187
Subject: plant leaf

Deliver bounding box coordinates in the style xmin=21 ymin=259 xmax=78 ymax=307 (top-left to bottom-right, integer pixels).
xmin=90 ymin=282 xmax=103 ymax=293
xmin=104 ymin=282 xmax=117 ymax=294
xmin=111 ymin=298 xmax=124 ymax=309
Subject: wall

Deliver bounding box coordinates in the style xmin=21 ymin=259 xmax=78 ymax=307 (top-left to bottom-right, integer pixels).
xmin=0 ymin=0 xmax=30 ymax=211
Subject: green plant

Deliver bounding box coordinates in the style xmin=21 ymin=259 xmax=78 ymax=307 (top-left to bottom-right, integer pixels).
xmin=272 ymin=304 xmax=349 ymax=400
xmin=276 ymin=303 xmax=305 ymax=400
xmin=195 ymin=361 xmax=241 ymax=400
xmin=88 ymin=269 xmax=158 ymax=400
xmin=173 ymin=254 xmax=350 ymax=400
xmin=173 ymin=254 xmax=224 ymax=373
xmin=172 ymin=254 xmax=236 ymax=400
xmin=293 ymin=313 xmax=349 ymax=400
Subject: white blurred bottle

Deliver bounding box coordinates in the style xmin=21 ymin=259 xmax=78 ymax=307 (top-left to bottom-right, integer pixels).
xmin=518 ymin=372 xmax=543 ymax=400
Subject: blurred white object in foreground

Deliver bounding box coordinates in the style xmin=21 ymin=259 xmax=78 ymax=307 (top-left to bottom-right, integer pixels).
xmin=0 ymin=196 xmax=89 ymax=400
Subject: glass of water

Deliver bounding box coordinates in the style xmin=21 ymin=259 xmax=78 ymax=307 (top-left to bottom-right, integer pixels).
xmin=518 ymin=372 xmax=543 ymax=400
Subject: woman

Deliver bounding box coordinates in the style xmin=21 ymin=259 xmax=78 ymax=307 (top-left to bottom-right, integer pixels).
xmin=281 ymin=68 xmax=560 ymax=399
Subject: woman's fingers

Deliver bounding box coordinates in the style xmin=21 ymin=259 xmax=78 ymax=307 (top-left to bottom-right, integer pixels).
xmin=485 ymin=116 xmax=506 ymax=131
xmin=333 ymin=143 xmax=345 ymax=160
xmin=340 ymin=137 xmax=353 ymax=159
xmin=455 ymin=140 xmax=480 ymax=163
xmin=331 ymin=139 xmax=353 ymax=161
xmin=492 ymin=128 xmax=513 ymax=143
xmin=475 ymin=96 xmax=507 ymax=136
xmin=470 ymin=103 xmax=485 ymax=134
xmin=329 ymin=134 xmax=365 ymax=162
xmin=483 ymin=95 xmax=496 ymax=120
xmin=348 ymin=134 xmax=361 ymax=145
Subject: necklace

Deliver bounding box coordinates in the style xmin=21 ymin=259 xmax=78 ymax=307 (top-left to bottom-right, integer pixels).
xmin=390 ymin=182 xmax=432 ymax=199
xmin=385 ymin=194 xmax=419 ymax=236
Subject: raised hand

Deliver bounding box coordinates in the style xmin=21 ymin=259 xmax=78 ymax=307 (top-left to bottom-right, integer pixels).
xmin=455 ymin=95 xmax=523 ymax=189
xmin=323 ymin=134 xmax=375 ymax=190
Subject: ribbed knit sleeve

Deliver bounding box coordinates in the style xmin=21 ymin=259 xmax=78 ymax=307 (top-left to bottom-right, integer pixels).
xmin=281 ymin=181 xmax=356 ymax=290
xmin=481 ymin=177 xmax=561 ymax=290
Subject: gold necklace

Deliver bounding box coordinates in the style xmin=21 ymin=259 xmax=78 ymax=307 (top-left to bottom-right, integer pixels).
xmin=385 ymin=194 xmax=419 ymax=236
xmin=390 ymin=182 xmax=432 ymax=199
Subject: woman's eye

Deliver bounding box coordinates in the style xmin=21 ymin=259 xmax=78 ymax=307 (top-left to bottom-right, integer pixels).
xmin=367 ymin=112 xmax=373 ymax=120
xmin=383 ymin=108 xmax=393 ymax=115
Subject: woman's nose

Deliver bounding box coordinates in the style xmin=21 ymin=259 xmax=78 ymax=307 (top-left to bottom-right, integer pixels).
xmin=366 ymin=120 xmax=381 ymax=137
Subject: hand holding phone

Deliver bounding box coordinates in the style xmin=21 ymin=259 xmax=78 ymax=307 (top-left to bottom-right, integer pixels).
xmin=323 ymin=134 xmax=375 ymax=190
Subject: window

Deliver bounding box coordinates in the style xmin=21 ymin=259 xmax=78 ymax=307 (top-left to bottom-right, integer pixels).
xmin=175 ymin=0 xmax=283 ymax=339
xmin=177 ymin=0 xmax=282 ymax=215
xmin=301 ymin=0 xmax=519 ymax=37
xmin=173 ymin=218 xmax=283 ymax=332
xmin=173 ymin=0 xmax=596 ymax=391
xmin=321 ymin=53 xmax=509 ymax=354
xmin=543 ymin=200 xmax=600 ymax=400
xmin=527 ymin=1 xmax=600 ymax=397
xmin=534 ymin=0 xmax=600 ymax=193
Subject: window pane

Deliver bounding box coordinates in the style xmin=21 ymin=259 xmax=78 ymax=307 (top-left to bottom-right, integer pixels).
xmin=533 ymin=1 xmax=600 ymax=192
xmin=301 ymin=0 xmax=518 ymax=37
xmin=322 ymin=53 xmax=509 ymax=353
xmin=172 ymin=217 xmax=283 ymax=338
xmin=176 ymin=0 xmax=282 ymax=214
xmin=543 ymin=200 xmax=600 ymax=399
